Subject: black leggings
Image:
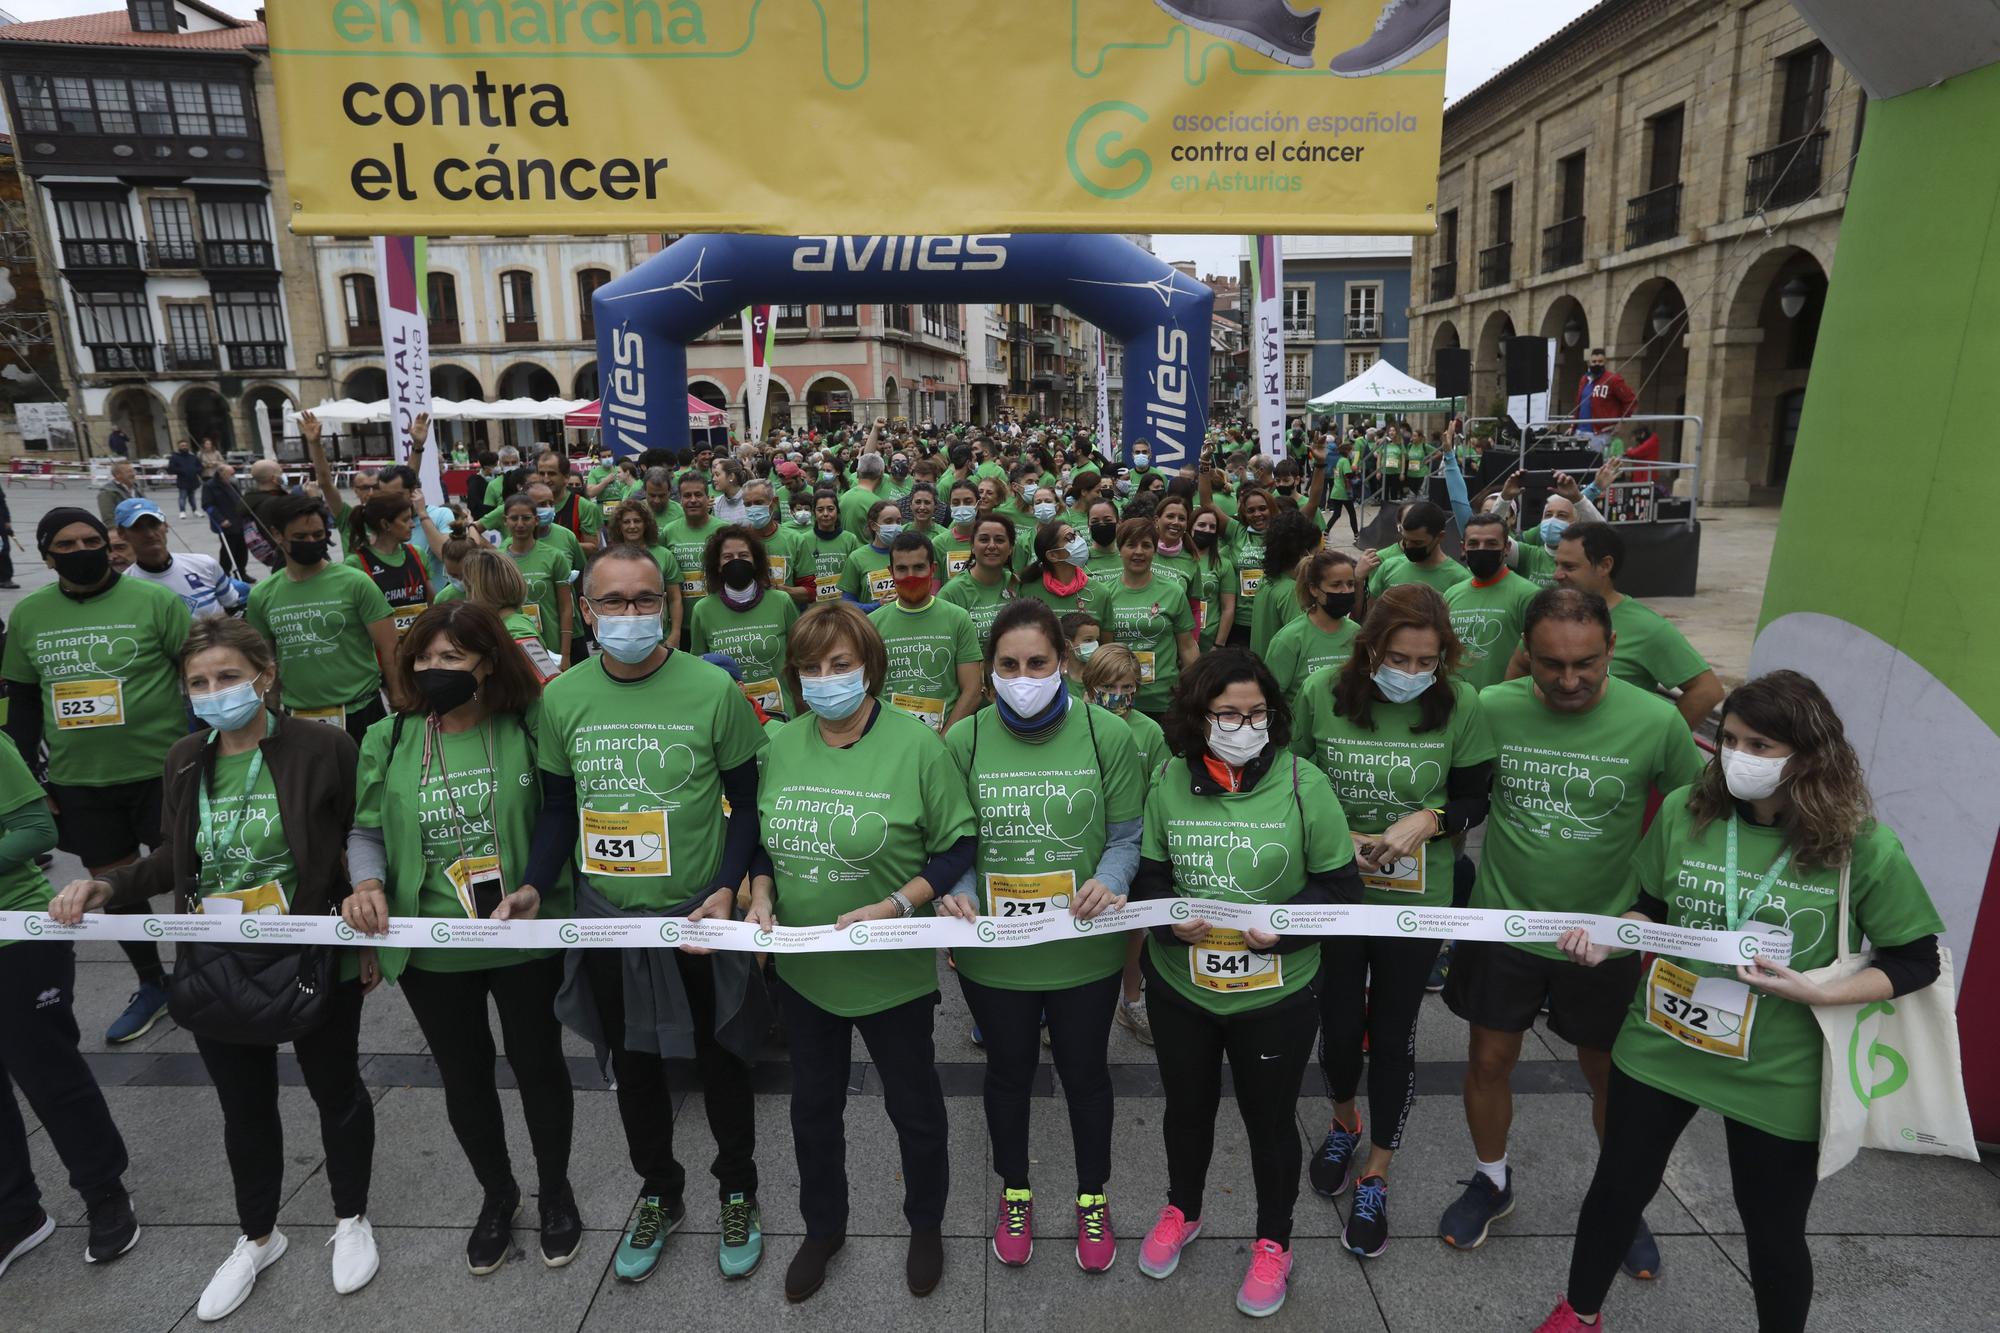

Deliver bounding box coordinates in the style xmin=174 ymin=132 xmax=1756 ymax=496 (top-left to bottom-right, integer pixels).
xmin=1143 ymin=954 xmax=1319 ymax=1245
xmin=398 ymin=956 xmax=573 ymax=1201
xmin=958 ymin=971 xmax=1119 ymax=1194
xmin=1327 ymin=498 xmax=1360 ymax=537
xmin=1317 ymin=934 xmax=1438 ymax=1152
xmin=1569 ymin=1065 xmax=1818 ymax=1331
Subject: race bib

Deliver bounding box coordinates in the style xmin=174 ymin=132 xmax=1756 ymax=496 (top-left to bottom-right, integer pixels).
xmin=199 ymin=880 xmax=289 ymax=916
xmin=985 ymin=869 xmax=1074 ymax=919
xmin=1193 ymin=600 xmax=1208 ymax=635
xmin=945 ymin=550 xmax=972 ymax=577
xmin=1239 ymin=568 xmax=1265 ymax=599
xmin=1362 ymin=851 xmax=1425 ymax=896
xmin=444 ymin=854 xmax=504 ymax=918
xmin=814 ymin=573 xmax=842 ymax=602
xmin=52 ymin=678 xmax=124 ymax=729
xmin=681 ymin=572 xmax=706 ymax=599
xmin=766 ymin=554 xmax=789 ymax=584
xmin=1134 ymin=650 xmax=1157 ymax=685
xmin=581 ymin=808 xmax=670 ymax=877
xmin=392 ymin=602 xmax=429 ymax=636
xmin=1190 ymin=927 xmax=1282 ymax=993
xmin=740 ymin=677 xmax=783 ymax=715
xmin=290 ymin=705 xmax=347 ymax=728
xmin=890 ymin=692 xmax=946 ymax=732
xmin=1645 ymin=956 xmax=1757 ymax=1060
xmin=867 ymin=568 xmax=898 ymax=603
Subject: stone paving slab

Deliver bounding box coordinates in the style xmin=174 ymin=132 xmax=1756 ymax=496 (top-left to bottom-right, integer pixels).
xmin=1710 ymin=1235 xmax=2000 ymax=1332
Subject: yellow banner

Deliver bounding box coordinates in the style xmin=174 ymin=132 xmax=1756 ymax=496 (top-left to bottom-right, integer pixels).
xmin=268 ymin=0 xmax=1448 ymax=236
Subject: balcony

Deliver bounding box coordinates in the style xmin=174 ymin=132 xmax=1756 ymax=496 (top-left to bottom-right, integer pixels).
xmin=502 ymin=319 xmax=539 ymax=343
xmin=345 ymin=318 xmax=381 ymax=347
xmin=87 ymin=342 xmax=153 ymax=373
xmin=1429 ymin=261 xmax=1457 ymax=302
xmin=822 ymin=309 xmax=859 ymax=330
xmin=1345 ymin=314 xmax=1381 ymax=340
xmin=1284 ymin=316 xmax=1315 ymax=339
xmin=1542 ymin=216 xmax=1585 ymax=272
xmin=145 ymin=240 xmax=198 ymax=268
xmin=202 ymin=239 xmax=274 ymax=270
xmin=1476 ymin=241 xmax=1513 ymax=289
xmin=1625 ymin=182 xmax=1682 ymax=249
xmin=428 ymin=317 xmax=461 ymax=345
xmin=1031 ymin=326 xmax=1058 ymax=348
xmin=227 ymin=341 xmax=286 ymax=371
xmin=159 ymin=342 xmax=217 ymax=373
xmin=1008 ymin=320 xmax=1030 ymax=342
xmin=1745 ymin=131 xmax=1828 ymax=215
xmin=61 ymin=238 xmax=139 ymax=269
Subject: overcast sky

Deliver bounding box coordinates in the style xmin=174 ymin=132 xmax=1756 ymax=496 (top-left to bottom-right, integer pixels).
xmin=2 ymin=0 xmax=1600 ymax=274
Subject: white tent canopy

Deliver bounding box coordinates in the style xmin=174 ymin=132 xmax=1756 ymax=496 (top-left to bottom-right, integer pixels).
xmin=1305 ymin=359 xmax=1460 ymax=415
xmin=284 ymin=397 xmax=592 ymax=426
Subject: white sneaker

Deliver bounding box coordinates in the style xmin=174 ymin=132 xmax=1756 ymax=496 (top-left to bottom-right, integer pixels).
xmin=198 ymin=1232 xmax=287 ymax=1322
xmin=328 ymin=1215 xmax=378 ymax=1295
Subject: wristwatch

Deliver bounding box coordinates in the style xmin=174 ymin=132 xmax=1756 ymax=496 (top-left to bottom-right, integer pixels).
xmin=889 ymin=890 xmax=916 ymax=917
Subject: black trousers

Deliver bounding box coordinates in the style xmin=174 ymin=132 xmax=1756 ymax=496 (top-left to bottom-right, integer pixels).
xmin=1568 ymin=1065 xmax=1818 ymax=1332
xmin=1317 ymin=933 xmax=1438 ymax=1152
xmin=0 ymin=942 xmax=129 ymax=1227
xmin=194 ymin=978 xmax=374 ymax=1238
xmin=216 ymin=527 xmax=251 ymax=579
xmin=776 ymin=980 xmax=947 ymax=1238
xmin=958 ymin=971 xmax=1119 ymax=1194
xmin=580 ymin=947 xmax=756 ymax=1203
xmin=399 ymin=956 xmax=573 ymax=1201
xmin=1142 ymin=954 xmax=1319 ymax=1245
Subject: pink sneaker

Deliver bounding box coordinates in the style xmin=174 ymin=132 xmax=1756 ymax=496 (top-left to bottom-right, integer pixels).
xmin=1234 ymin=1238 xmax=1292 ymax=1318
xmin=1534 ymin=1298 xmax=1603 ymax=1331
xmin=1136 ymin=1204 xmax=1201 ymax=1279
xmin=992 ymin=1188 xmax=1033 ymax=1266
xmin=1074 ymin=1193 xmax=1116 ymax=1273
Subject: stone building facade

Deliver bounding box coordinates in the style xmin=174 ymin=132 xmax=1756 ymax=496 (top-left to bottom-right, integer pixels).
xmin=1409 ymin=0 xmax=1857 ymax=503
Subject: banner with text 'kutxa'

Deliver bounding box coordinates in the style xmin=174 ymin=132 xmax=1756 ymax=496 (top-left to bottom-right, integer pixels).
xmin=269 ymin=0 xmax=1449 ymax=236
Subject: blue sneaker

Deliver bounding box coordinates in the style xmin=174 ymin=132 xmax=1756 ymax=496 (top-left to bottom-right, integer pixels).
xmin=1437 ymin=1170 xmax=1514 ymax=1250
xmin=105 ymin=982 xmax=169 ymax=1044
xmin=970 ymin=1023 xmax=984 ymax=1048
xmin=613 ymin=1194 xmax=682 ymax=1282
xmin=1426 ymin=943 xmax=1452 ymax=993
xmin=1343 ymin=1175 xmax=1389 ymax=1258
xmin=718 ymin=1193 xmax=762 ymax=1278
xmin=1309 ymin=1116 xmax=1363 ymax=1198
xmin=1621 ymin=1213 xmax=1661 ymax=1280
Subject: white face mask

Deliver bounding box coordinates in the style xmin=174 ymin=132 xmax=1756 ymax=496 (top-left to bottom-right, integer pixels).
xmin=1721 ymin=748 xmax=1790 ymax=801
xmin=993 ymin=669 xmax=1064 ymax=718
xmin=1206 ymin=718 xmax=1269 ymax=767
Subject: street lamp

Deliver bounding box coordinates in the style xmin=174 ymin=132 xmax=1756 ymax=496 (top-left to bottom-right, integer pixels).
xmin=1780 ymin=274 xmax=1811 ymax=319
xmin=1562 ymin=316 xmax=1584 ymax=348
xmin=1650 ymin=298 xmax=1676 ymax=338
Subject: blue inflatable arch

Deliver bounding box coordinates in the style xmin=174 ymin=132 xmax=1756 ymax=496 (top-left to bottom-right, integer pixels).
xmin=591 ymin=234 xmax=1214 ymax=467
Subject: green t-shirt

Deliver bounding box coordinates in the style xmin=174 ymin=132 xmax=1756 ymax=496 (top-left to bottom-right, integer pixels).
xmin=689 ymin=591 xmax=800 ymax=716
xmin=945 ymin=703 xmax=1144 ymax=991
xmin=868 ymin=598 xmax=980 ymax=730
xmin=1514 ymin=542 xmax=1558 ymax=589
xmin=1229 ymin=527 xmax=1267 ymax=606
xmin=355 ymin=709 xmax=568 ymax=978
xmin=537 ymin=651 xmax=766 ymax=909
xmin=1614 ymin=792 xmax=1945 ymax=1142
xmin=799 ymin=528 xmax=860 ymax=604
xmin=1083 ymin=548 xmax=1124 ymax=590
xmin=1265 ymin=615 xmax=1359 ymax=707
xmin=1017 ymin=573 xmax=1094 ymax=619
xmin=660 ymin=516 xmax=723 ymax=604
xmin=245 ymin=563 xmax=393 ymax=713
xmin=476 ymin=512 xmax=585 ymax=581
xmin=193 ymin=744 xmax=298 ymax=907
xmin=1187 ymin=553 xmax=1235 ymax=652
xmin=838 ymin=544 xmax=895 ymax=606
xmin=1472 ymin=676 xmax=1707 ymax=958
xmin=938 ymin=571 xmax=1015 ymax=648
xmin=1609 ymin=596 xmax=1710 ymax=695
xmin=1444 ymin=571 xmax=1540 ymax=692
xmin=1142 ymin=753 xmax=1353 ymax=1014
xmin=1327 ymin=455 xmax=1355 ymax=501
xmin=1368 ymin=551 xmax=1471 ymax=600
xmin=1292 ymin=676 xmax=1494 ymax=906
xmin=751 ymin=524 xmax=805 ymax=589
xmin=0 ymin=735 xmax=51 ymax=923
xmin=1115 ymin=704 xmax=1168 ymax=776
xmin=760 ymin=706 xmax=977 ymax=1016
xmin=933 ymin=526 xmax=977 ymax=581
xmin=1088 ymin=575 xmax=1194 ymax=713
xmin=503 ymin=541 xmax=574 ymax=653
xmin=837 ymin=484 xmax=885 ymax=538
xmin=0 ymin=578 xmax=190 ymax=785
xmin=1249 ymin=572 xmax=1300 ymax=657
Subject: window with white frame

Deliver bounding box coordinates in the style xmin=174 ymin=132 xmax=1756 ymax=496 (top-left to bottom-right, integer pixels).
xmin=1346 ymin=285 xmax=1382 ymax=339
xmin=1347 ymin=349 xmax=1374 ymax=380
xmin=1284 ymin=351 xmax=1312 ymax=396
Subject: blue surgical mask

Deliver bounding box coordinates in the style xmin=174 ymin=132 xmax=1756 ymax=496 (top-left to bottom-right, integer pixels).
xmin=1063 ymin=534 xmax=1090 ymax=564
xmin=791 ymin=508 xmax=812 ymax=527
xmin=1540 ymin=517 xmax=1570 ymax=546
xmin=594 ymin=613 xmax=664 ymax=664
xmin=1033 ymin=502 xmax=1058 ymax=523
xmin=1115 ymin=479 xmax=1133 ymax=496
xmin=190 ymin=679 xmax=264 ymax=731
xmin=1373 ymin=663 xmax=1436 ymax=704
xmin=535 ymin=506 xmax=556 ymax=526
xmin=801 ymin=666 xmax=868 ymax=720
xmin=744 ymin=504 xmax=772 ymax=529
xmin=950 ymin=504 xmax=976 ymax=526
xmin=875 ymin=523 xmax=902 ymax=546
xmin=1134 ymin=454 xmax=1151 ymax=469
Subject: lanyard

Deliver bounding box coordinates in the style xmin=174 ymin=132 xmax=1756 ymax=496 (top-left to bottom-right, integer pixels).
xmin=195 ymin=712 xmax=273 ymax=892
xmin=1723 ymin=816 xmax=1793 ymax=933
xmin=421 ymin=717 xmax=500 ymax=878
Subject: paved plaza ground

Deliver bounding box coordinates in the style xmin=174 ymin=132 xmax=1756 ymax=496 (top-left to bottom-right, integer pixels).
xmin=2 ymin=482 xmax=1992 ymax=1332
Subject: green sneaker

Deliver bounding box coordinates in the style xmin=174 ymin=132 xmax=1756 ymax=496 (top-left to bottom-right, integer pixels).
xmin=613 ymin=1194 xmax=683 ymax=1283
xmin=718 ymin=1193 xmax=763 ymax=1279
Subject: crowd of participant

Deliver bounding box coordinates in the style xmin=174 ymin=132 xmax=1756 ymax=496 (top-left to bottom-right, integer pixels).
xmin=0 ymin=409 xmax=1946 ymax=1333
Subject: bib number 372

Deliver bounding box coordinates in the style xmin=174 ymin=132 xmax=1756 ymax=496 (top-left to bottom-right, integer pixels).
xmin=1645 ymin=956 xmax=1756 ymax=1060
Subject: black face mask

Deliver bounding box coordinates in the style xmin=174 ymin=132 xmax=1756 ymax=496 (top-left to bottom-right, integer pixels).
xmin=288 ymin=537 xmax=330 ymax=567
xmin=1588 ymin=364 xmax=1606 ymax=378
xmin=1191 ymin=528 xmax=1217 ymax=551
xmin=1464 ymin=548 xmax=1505 ymax=580
xmin=1402 ymin=542 xmax=1433 ymax=564
xmin=721 ymin=558 xmax=758 ymax=591
xmin=1089 ymin=521 xmax=1118 ymax=547
xmin=1321 ymin=591 xmax=1356 ymax=621
xmin=51 ymin=546 xmax=111 ymax=588
xmin=414 ymin=667 xmax=479 ymax=716
xmin=814 ymin=521 xmax=839 ymax=538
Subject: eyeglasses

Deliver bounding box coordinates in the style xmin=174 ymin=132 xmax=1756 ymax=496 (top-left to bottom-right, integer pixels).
xmin=587 ymin=593 xmax=665 ymax=615
xmin=1207 ymin=707 xmax=1270 ymax=732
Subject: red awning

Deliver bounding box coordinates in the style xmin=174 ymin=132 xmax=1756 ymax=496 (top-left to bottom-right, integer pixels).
xmin=564 ymin=396 xmax=728 ymax=429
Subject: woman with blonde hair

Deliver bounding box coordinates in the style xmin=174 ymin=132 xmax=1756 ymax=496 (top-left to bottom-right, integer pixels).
xmin=455 ymin=546 xmax=560 ymax=682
